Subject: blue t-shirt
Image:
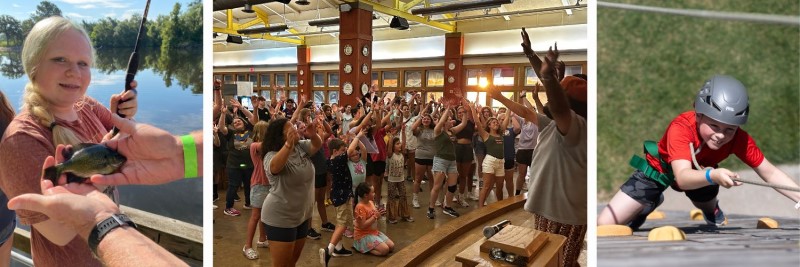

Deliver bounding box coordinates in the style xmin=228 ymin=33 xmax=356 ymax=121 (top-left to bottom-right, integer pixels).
xmin=503 ymin=127 xmax=518 ymax=162
xmin=328 ymin=154 xmax=353 ymax=207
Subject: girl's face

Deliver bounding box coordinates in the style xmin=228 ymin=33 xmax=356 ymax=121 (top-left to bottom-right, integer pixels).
xmin=349 ymin=150 xmax=360 ymax=162
xmin=421 ymin=115 xmax=432 ymax=125
xmin=232 ymin=118 xmax=245 ymax=130
xmin=482 ymin=108 xmax=492 ymax=118
xmin=345 ymin=105 xmax=352 ymax=112
xmin=35 ymin=29 xmax=92 ymax=108
xmin=393 ymin=139 xmax=402 ymax=152
xmin=697 ymin=115 xmax=738 ymax=150
xmin=488 ymin=118 xmax=499 ymax=131
xmin=363 ymin=186 xmax=375 ymax=201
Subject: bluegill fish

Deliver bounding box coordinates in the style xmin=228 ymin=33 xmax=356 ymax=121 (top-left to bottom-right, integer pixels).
xmin=43 ymin=143 xmax=126 ymax=184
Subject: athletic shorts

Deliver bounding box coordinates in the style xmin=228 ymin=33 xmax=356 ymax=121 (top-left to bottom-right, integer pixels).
xmin=620 ymin=170 xmax=667 ymax=210
xmin=432 ymin=157 xmax=458 ymax=174
xmin=334 ymin=199 xmax=355 ymax=228
xmin=504 ymin=159 xmax=515 ymax=170
xmin=366 ymin=156 xmax=386 ymax=177
xmin=482 ymin=155 xmax=505 ymax=176
xmin=264 ymin=219 xmax=310 ymax=242
xmin=414 ymin=158 xmax=433 ymax=166
xmin=516 ymin=149 xmax=534 ymax=165
xmin=454 ymin=143 xmax=475 ymax=163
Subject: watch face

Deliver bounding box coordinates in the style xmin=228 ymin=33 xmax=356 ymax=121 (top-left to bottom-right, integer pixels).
xmin=362 ymin=45 xmax=369 ymax=56
xmin=361 ymin=64 xmax=369 ymax=74
xmin=344 ymin=44 xmax=353 ymax=56
xmin=344 ymin=63 xmax=352 ymax=74
xmin=448 ymin=62 xmax=456 ymax=70
xmin=343 ymin=82 xmax=353 ymax=95
xmin=361 ymin=83 xmax=369 ymax=95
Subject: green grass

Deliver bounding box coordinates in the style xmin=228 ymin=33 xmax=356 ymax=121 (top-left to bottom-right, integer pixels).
xmin=597 ymin=0 xmax=800 ymax=199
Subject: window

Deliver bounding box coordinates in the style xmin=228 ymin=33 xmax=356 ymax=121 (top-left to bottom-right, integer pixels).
xmin=565 ymin=65 xmax=582 ymax=76
xmin=223 ymin=75 xmax=233 ymax=84
xmin=466 ymin=69 xmax=488 ymax=87
xmin=405 ymin=71 xmax=422 ymax=87
xmin=260 ymin=74 xmax=271 ymax=87
xmin=313 ymin=91 xmax=325 ymax=104
xmin=328 ymin=73 xmax=339 ymax=87
xmin=491 ymin=92 xmax=515 ymax=107
xmin=328 ymin=91 xmax=339 ymax=105
xmin=237 ymin=74 xmax=246 ymax=83
xmin=249 ymin=74 xmax=257 ymax=85
xmin=275 ymin=74 xmax=286 ymax=87
xmin=382 ymin=71 xmax=398 ymax=87
xmin=260 ymin=89 xmax=271 ymax=101
xmin=492 ymin=67 xmax=514 ymax=86
xmin=426 ymin=70 xmax=444 ymax=87
xmin=466 ymin=92 xmax=486 ymax=106
xmin=372 ymin=72 xmax=379 ymax=86
xmin=524 ymin=67 xmax=539 ymax=86
xmin=426 ymin=91 xmax=444 ymax=103
xmin=313 ymin=73 xmax=325 ymax=87
xmin=289 ymin=91 xmax=298 ymax=101
xmin=288 ymin=73 xmax=298 ymax=87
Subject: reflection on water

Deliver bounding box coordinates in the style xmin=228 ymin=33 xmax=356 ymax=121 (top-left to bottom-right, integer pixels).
xmin=0 ymin=47 xmax=203 ymax=225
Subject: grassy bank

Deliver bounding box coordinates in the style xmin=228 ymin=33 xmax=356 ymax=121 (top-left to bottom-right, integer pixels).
xmin=597 ymin=0 xmax=800 ymax=198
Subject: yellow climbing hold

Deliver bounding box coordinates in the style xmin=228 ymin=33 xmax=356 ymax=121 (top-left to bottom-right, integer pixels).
xmin=757 ymin=217 xmax=779 ymax=229
xmin=690 ymin=209 xmax=704 ymax=221
xmin=597 ymin=225 xmax=633 ymax=236
xmin=647 ymin=226 xmax=686 ymax=241
xmin=646 ymin=210 xmax=665 ymax=220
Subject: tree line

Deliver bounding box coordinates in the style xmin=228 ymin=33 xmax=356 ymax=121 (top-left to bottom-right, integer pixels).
xmin=0 ymin=0 xmax=201 ymax=49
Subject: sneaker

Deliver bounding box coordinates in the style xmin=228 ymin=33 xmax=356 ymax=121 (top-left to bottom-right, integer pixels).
xmin=242 ymin=204 xmax=253 ymax=210
xmin=412 ymin=194 xmax=420 ymax=208
xmin=213 ymin=204 xmax=218 ymax=210
xmin=256 ymin=240 xmax=269 ymax=248
xmin=442 ymin=206 xmax=460 ymax=218
xmin=319 ymin=247 xmax=331 ymax=266
xmin=307 ymin=228 xmax=322 ymax=239
xmin=234 ymin=195 xmax=241 ymax=202
xmin=458 ymin=194 xmax=470 ymax=208
xmin=702 ymin=201 xmax=728 ymax=226
xmin=426 ymin=208 xmax=435 ymax=219
xmin=388 ymin=219 xmax=398 ymax=224
xmin=421 ymin=180 xmax=427 ymax=184
xmin=435 ymin=200 xmax=442 ymax=207
xmin=243 ymin=246 xmax=258 ymax=260
xmin=332 ymin=247 xmax=353 ymax=257
xmin=403 ymin=217 xmax=415 ymax=222
xmin=321 ymin=222 xmax=336 ymax=232
xmin=469 ymin=189 xmax=479 ymax=201
xmin=325 ymin=198 xmax=333 ymax=206
xmin=344 ymin=228 xmax=354 ymax=238
xmin=223 ymin=208 xmax=241 ymax=216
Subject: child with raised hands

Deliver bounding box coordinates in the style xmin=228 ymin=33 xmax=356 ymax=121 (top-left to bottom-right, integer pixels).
xmin=386 ymin=123 xmax=414 ymax=223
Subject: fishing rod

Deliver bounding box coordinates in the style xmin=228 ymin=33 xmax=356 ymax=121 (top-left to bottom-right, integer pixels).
xmin=111 ymin=0 xmax=151 ymax=136
xmin=690 ymin=143 xmax=800 ymax=192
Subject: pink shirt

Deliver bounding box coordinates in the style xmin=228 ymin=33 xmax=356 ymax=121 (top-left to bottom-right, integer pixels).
xmin=250 ymin=142 xmax=268 ymax=186
xmin=0 ymin=97 xmax=112 ymax=267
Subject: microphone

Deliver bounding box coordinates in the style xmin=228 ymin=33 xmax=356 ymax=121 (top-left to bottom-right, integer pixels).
xmin=483 ymin=220 xmax=511 ymax=238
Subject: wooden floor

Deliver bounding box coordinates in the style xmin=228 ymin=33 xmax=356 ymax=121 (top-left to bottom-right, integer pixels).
xmin=597 ymin=208 xmax=800 ymax=267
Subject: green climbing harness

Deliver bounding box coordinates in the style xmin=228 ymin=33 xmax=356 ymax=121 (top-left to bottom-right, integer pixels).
xmin=629 ymin=141 xmax=674 ymax=187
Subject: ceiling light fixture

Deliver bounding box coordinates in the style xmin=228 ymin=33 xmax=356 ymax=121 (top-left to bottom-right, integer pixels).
xmin=242 ymin=3 xmax=255 ymax=13
xmin=295 ymin=0 xmax=310 ymax=5
xmin=237 ymin=25 xmax=290 ymax=34
xmin=411 ymin=0 xmax=514 ymax=16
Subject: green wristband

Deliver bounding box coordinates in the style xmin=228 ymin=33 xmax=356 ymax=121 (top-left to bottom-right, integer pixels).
xmin=181 ymin=135 xmax=198 ymax=178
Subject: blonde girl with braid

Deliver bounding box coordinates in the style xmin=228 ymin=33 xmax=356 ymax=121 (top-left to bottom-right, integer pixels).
xmin=0 ymin=16 xmax=137 ymax=266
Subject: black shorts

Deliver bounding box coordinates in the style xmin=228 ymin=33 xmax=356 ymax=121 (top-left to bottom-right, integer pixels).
xmin=620 ymin=170 xmax=667 ymax=210
xmin=415 ymin=158 xmax=433 ymax=166
xmin=504 ymin=159 xmax=515 ymax=170
xmin=314 ymin=173 xmax=328 ymax=189
xmin=264 ymin=219 xmax=310 ymax=242
xmin=366 ymin=156 xmax=386 ymax=176
xmin=454 ymin=143 xmax=475 ymax=163
xmin=515 ymin=149 xmax=533 ymax=165
xmin=671 ymin=183 xmax=719 ymax=203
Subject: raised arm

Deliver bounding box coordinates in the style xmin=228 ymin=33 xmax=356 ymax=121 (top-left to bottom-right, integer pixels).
xmin=532 ymin=83 xmax=545 ymax=114
xmin=229 ymin=98 xmax=256 ymax=126
xmin=434 ymin=105 xmax=452 ymax=136
xmin=500 ymin=108 xmax=512 ymax=130
xmin=510 ymin=112 xmax=521 ymax=134
xmin=471 ymin=102 xmax=489 ymax=141
xmin=539 ymin=44 xmax=573 ymax=134
xmin=218 ymin=108 xmax=229 ymax=135
xmin=348 ymin=130 xmax=365 ymax=157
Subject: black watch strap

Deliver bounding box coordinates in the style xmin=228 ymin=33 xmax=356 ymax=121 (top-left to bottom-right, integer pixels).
xmin=88 ymin=214 xmax=137 ymax=256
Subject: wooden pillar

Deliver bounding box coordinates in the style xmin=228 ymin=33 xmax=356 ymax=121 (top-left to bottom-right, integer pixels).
xmin=338 ymin=2 xmax=373 ymax=107
xmin=444 ymin=32 xmax=464 ymax=105
xmin=297 ymin=45 xmax=312 ymax=101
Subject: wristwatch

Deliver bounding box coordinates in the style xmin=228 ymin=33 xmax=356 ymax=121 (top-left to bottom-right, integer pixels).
xmin=88 ymin=213 xmax=137 ymax=256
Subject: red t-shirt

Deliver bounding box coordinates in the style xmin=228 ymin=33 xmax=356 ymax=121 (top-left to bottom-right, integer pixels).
xmin=371 ymin=127 xmax=387 ymax=162
xmin=645 ymin=111 xmax=764 ymax=188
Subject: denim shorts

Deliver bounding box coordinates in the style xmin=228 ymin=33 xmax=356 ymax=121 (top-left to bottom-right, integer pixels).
xmin=250 ymin=184 xmax=271 ymax=208
xmin=0 ymin=217 xmax=15 ymax=245
xmin=432 ymin=157 xmax=458 ymax=174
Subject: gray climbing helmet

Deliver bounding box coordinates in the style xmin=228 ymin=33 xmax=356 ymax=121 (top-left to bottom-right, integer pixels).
xmin=694 ymin=75 xmax=749 ymax=126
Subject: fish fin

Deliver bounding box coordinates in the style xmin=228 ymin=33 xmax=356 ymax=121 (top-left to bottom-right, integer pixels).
xmin=43 ymin=166 xmax=61 ymax=185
